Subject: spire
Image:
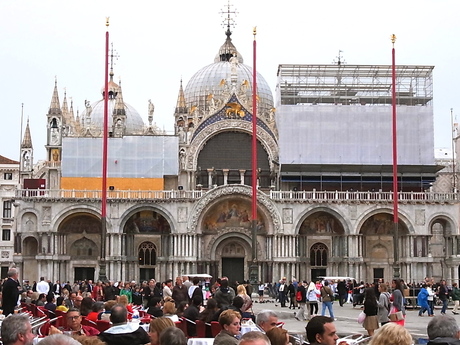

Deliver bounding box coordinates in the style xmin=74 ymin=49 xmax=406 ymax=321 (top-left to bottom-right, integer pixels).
xmin=175 ymin=79 xmax=187 ymax=114
xmin=48 ymin=78 xmax=62 ymax=115
xmin=113 ymin=79 xmax=126 ymax=116
xmin=21 ymin=119 xmax=33 ymax=149
xmin=61 ymin=89 xmax=69 ymax=124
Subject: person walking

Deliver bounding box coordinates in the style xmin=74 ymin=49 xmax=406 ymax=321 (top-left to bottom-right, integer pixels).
xmin=390 ymin=279 xmax=406 ymax=326
xmin=451 ymin=282 xmax=460 ymax=315
xmin=437 ymin=280 xmax=449 ymax=315
xmin=320 ymin=281 xmax=335 ymax=319
xmin=363 ymin=287 xmax=379 ymax=336
xmin=418 ymin=283 xmax=432 ymax=317
xmin=295 ymin=281 xmax=308 ymax=321
xmin=377 ymin=283 xmax=391 ymax=326
xmin=307 ymin=282 xmax=320 ymax=317
xmin=427 ymin=283 xmax=435 ymax=316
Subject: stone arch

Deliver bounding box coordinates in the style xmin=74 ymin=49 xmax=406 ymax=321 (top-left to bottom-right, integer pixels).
xmin=295 ymin=206 xmax=349 ymax=235
xmin=356 ymin=208 xmax=413 ymax=235
xmin=369 ymin=243 xmax=390 ymax=260
xmin=22 ymin=212 xmax=38 ymax=233
xmin=22 ymin=236 xmax=38 ymax=256
xmin=359 ymin=212 xmax=410 ymax=236
xmin=52 ymin=206 xmax=103 ymax=233
xmin=310 ymin=242 xmax=329 ymax=267
xmin=70 ymin=237 xmax=99 ymax=258
xmin=138 ymin=241 xmax=157 ymax=266
xmin=207 ymin=231 xmax=260 ymax=262
xmin=58 ymin=213 xmax=102 ymax=234
xmin=201 ymin=196 xmax=267 ymax=235
xmin=428 ymin=214 xmax=456 ymax=236
xmin=120 ymin=205 xmax=173 ymax=234
xmin=187 ymin=120 xmax=278 ymax=172
xmin=189 ymin=185 xmax=281 ymax=234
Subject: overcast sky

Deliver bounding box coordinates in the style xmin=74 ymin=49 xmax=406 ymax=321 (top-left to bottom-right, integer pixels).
xmin=1 ymin=0 xmax=459 ymax=162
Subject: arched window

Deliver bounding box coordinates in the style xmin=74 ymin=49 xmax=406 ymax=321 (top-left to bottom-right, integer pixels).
xmin=310 ymin=243 xmax=328 ymax=266
xmin=139 ymin=242 xmax=156 ymax=266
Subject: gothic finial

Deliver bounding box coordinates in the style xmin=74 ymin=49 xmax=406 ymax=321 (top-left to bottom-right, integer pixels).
xmin=220 ymin=0 xmax=238 ymax=37
xmin=333 ymin=50 xmax=346 ymax=66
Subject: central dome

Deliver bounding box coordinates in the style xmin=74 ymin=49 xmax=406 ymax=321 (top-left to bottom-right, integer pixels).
xmin=184 ymin=32 xmax=274 ymax=116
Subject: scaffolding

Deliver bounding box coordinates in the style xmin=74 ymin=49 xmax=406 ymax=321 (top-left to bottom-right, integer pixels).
xmin=276 ymin=64 xmax=434 ymax=106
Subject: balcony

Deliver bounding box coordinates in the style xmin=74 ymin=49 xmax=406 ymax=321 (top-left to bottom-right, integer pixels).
xmin=15 ymin=188 xmax=459 ymax=204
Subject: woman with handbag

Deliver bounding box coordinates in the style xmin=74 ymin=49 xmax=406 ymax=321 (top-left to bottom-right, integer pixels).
xmin=389 ymin=279 xmax=406 ymax=326
xmin=363 ymin=287 xmax=379 ymax=336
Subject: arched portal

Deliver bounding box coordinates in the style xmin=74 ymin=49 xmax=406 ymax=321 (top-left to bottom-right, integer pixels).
xmin=196 ymin=132 xmax=271 ymax=188
xmin=359 ymin=213 xmax=409 ymax=282
xmin=215 ymin=236 xmax=252 ymax=285
xmin=138 ymin=241 xmax=157 ymax=281
xmin=310 ymin=242 xmax=328 ymax=281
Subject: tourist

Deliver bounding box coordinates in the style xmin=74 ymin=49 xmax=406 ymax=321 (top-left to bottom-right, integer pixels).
xmin=368 ymin=323 xmax=412 ymax=345
xmin=159 ymin=326 xmax=187 ymax=345
xmin=320 ymin=281 xmax=335 ymax=319
xmin=1 ymin=314 xmax=36 ymax=345
xmin=390 ymin=279 xmax=406 ymax=326
xmin=305 ymin=316 xmax=345 ymax=345
xmin=363 ymin=287 xmax=379 ymax=336
xmin=2 ymin=268 xmax=21 ymax=316
xmin=256 ymin=310 xmax=278 ymax=333
xmin=163 ymin=301 xmax=180 ymax=322
xmin=149 ymin=317 xmax=175 ymax=345
xmin=214 ymin=309 xmax=241 ymax=345
xmin=427 ymin=314 xmax=460 ymax=345
xmin=418 ymin=283 xmax=432 ymax=317
xmin=307 ymin=281 xmax=320 ymax=317
xmin=266 ymin=327 xmax=290 ymax=345
xmin=377 ymin=283 xmax=390 ymax=326
xmin=239 ymin=332 xmax=271 ymax=345
xmin=451 ymin=282 xmax=460 ymax=315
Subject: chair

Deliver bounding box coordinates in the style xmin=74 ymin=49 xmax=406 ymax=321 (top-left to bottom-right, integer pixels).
xmin=54 ymin=310 xmax=67 ymax=328
xmin=210 ymin=321 xmax=221 ymax=337
xmin=37 ymin=319 xmax=52 ymax=337
xmin=82 ymin=318 xmax=97 ymax=327
xmin=195 ymin=320 xmax=206 ymax=338
xmin=96 ymin=320 xmax=112 ymax=332
xmin=175 ymin=320 xmax=188 ymax=337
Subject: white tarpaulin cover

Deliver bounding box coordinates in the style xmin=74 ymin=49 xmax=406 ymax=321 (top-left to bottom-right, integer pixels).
xmin=277 ymin=104 xmax=436 ymax=166
xmin=62 ymin=136 xmax=179 ymax=178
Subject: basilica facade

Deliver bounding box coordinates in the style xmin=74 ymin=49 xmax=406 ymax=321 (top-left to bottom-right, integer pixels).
xmin=9 ymin=25 xmax=460 ymax=286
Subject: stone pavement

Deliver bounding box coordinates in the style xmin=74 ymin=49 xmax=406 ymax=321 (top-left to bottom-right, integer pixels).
xmin=251 ymin=300 xmax=447 ymax=341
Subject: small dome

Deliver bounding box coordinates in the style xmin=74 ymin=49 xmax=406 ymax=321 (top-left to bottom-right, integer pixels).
xmin=81 ymin=99 xmax=145 ymax=135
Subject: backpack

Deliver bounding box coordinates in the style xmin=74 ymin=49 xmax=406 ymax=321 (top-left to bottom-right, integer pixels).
xmin=296 ymin=290 xmax=302 ymax=302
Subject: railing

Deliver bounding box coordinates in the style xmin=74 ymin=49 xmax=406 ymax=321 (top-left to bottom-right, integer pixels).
xmin=15 ymin=189 xmax=460 ymax=202
xmin=16 ymin=189 xmax=204 ymax=200
xmin=269 ymin=190 xmax=460 ymax=202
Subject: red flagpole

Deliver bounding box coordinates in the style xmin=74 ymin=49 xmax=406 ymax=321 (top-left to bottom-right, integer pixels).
xmin=391 ymin=34 xmax=399 ymax=278
xmin=251 ymin=27 xmax=258 ymax=279
xmin=99 ymin=18 xmax=110 ymax=282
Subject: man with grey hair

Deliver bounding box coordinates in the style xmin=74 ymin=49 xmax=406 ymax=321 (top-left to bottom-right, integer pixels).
xmin=239 ymin=331 xmax=271 ymax=345
xmin=2 ymin=267 xmax=21 ymax=315
xmin=39 ymin=334 xmax=82 ymax=345
xmin=1 ymin=314 xmax=35 ymax=345
xmin=256 ymin=310 xmax=278 ymax=333
xmin=427 ymin=314 xmax=460 ymax=345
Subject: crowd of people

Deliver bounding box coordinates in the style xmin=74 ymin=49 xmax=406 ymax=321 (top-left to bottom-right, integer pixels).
xmin=2 ymin=268 xmax=460 ymax=345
